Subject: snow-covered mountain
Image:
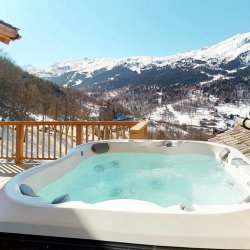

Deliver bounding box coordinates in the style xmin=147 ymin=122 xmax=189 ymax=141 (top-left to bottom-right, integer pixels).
xmin=25 ymin=32 xmax=250 ymax=90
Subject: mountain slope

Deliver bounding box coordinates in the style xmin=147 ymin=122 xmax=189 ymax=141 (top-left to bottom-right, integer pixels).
xmin=0 ymin=54 xmax=98 ymax=121
xmin=25 ymin=32 xmax=250 ymax=90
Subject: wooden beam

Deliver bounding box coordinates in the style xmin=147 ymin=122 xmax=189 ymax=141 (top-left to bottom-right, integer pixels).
xmin=0 ymin=35 xmax=10 ymax=44
xmin=0 ymin=21 xmax=20 ymax=44
xmin=0 ymin=23 xmax=18 ymax=36
xmin=0 ymin=27 xmax=18 ymax=39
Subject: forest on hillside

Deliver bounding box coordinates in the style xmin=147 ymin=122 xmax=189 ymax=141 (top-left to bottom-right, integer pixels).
xmin=0 ymin=51 xmax=97 ymax=121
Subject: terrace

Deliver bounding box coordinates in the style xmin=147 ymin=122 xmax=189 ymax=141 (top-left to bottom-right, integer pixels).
xmin=1 ymin=19 xmax=250 ymax=250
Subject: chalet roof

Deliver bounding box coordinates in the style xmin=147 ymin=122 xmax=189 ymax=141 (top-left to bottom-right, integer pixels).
xmin=209 ymin=119 xmax=250 ymax=159
xmin=0 ymin=20 xmax=21 ymax=45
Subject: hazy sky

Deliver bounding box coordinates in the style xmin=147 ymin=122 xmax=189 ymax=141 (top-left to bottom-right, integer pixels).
xmin=1 ymin=0 xmax=250 ymax=67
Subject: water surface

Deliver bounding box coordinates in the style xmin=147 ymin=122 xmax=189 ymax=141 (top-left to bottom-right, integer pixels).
xmin=38 ymin=153 xmax=248 ymax=206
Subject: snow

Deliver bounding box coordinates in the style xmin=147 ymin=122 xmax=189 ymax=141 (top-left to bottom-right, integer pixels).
xmin=208 ymin=95 xmax=219 ymax=103
xmin=165 ymin=104 xmax=218 ymax=127
xmin=147 ymin=103 xmax=215 ymax=127
xmin=180 ymin=32 xmax=250 ymax=64
xmin=29 ymin=114 xmax=53 ymax=121
xmin=167 ymin=104 xmax=195 ymax=125
xmin=26 ymin=32 xmax=250 ymax=81
xmin=147 ymin=101 xmax=249 ymax=131
xmin=83 ymin=102 xmax=101 ymax=118
xmin=215 ymin=103 xmax=250 ymax=118
xmin=148 ymin=106 xmax=166 ymax=120
xmin=73 ymin=79 xmax=82 ymax=86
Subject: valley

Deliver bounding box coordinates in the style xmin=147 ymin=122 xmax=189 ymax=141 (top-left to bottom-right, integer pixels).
xmin=1 ymin=32 xmax=250 ymax=141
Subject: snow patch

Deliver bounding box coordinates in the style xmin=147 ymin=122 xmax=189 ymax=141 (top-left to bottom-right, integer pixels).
xmin=215 ymin=103 xmax=250 ymax=118
xmin=73 ymin=79 xmax=82 ymax=86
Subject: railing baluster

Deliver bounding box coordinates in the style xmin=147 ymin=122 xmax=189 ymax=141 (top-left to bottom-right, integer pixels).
xmin=122 ymin=127 xmax=126 ymax=139
xmin=65 ymin=125 xmax=68 ymax=154
xmin=110 ymin=125 xmax=113 ymax=140
xmin=11 ymin=125 xmax=14 ymax=158
xmin=104 ymin=126 xmax=107 ymax=140
xmin=98 ymin=125 xmax=101 ymax=140
xmin=24 ymin=125 xmax=28 ymax=159
xmin=1 ymin=125 xmax=3 ymax=158
xmin=86 ymin=125 xmax=88 ymax=143
xmin=59 ymin=125 xmax=62 ymax=158
xmin=71 ymin=125 xmax=74 ymax=148
xmin=6 ymin=125 xmax=9 ymax=158
xmin=54 ymin=125 xmax=56 ymax=159
xmin=42 ymin=125 xmax=45 ymax=159
xmin=48 ymin=125 xmax=51 ymax=159
xmin=92 ymin=125 xmax=94 ymax=142
xmin=116 ymin=126 xmax=119 ymax=139
xmin=31 ymin=126 xmax=33 ymax=159
xmin=36 ymin=125 xmax=39 ymax=159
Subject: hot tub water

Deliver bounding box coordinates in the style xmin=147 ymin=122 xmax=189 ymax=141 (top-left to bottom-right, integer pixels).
xmin=38 ymin=152 xmax=248 ymax=206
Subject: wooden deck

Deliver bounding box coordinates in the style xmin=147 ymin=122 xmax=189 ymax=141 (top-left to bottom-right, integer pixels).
xmin=0 ymin=162 xmax=37 ymax=177
xmin=209 ymin=125 xmax=250 ymax=158
xmin=0 ymin=162 xmax=38 ymax=188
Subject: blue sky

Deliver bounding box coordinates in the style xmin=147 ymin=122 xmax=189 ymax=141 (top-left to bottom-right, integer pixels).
xmin=1 ymin=0 xmax=250 ymax=67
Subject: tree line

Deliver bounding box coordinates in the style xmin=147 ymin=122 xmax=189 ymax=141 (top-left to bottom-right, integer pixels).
xmin=0 ymin=51 xmax=95 ymax=121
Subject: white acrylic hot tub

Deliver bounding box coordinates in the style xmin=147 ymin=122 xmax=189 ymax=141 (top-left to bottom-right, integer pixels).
xmin=1 ymin=140 xmax=250 ymax=249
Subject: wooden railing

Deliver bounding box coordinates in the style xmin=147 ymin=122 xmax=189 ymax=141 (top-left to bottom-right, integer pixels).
xmin=0 ymin=121 xmax=148 ymax=163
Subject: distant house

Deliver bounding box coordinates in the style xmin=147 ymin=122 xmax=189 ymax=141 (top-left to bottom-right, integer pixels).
xmin=114 ymin=114 xmax=134 ymax=121
xmin=0 ymin=20 xmax=21 ymax=44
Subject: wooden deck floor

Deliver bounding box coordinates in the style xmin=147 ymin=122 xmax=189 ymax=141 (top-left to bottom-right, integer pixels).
xmin=0 ymin=162 xmax=39 ymax=188
xmin=0 ymin=162 xmax=37 ymax=177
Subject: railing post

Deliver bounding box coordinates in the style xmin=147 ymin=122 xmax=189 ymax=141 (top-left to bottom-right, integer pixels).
xmin=86 ymin=125 xmax=88 ymax=143
xmin=16 ymin=124 xmax=24 ymax=164
xmin=129 ymin=121 xmax=148 ymax=139
xmin=143 ymin=125 xmax=148 ymax=138
xmin=76 ymin=125 xmax=83 ymax=145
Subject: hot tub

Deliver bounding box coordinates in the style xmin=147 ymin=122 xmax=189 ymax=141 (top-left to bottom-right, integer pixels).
xmin=1 ymin=140 xmax=250 ymax=249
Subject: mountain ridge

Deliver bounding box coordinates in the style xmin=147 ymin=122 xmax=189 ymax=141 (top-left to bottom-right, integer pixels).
xmin=25 ymin=32 xmax=250 ymax=90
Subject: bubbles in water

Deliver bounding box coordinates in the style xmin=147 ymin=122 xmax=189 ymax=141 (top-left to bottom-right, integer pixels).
xmin=38 ymin=153 xmax=249 ymax=206
xmin=111 ymin=160 xmax=120 ymax=168
xmin=94 ymin=164 xmax=105 ymax=172
xmin=151 ymin=179 xmax=164 ymax=189
xmin=109 ymin=187 xmax=122 ymax=197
